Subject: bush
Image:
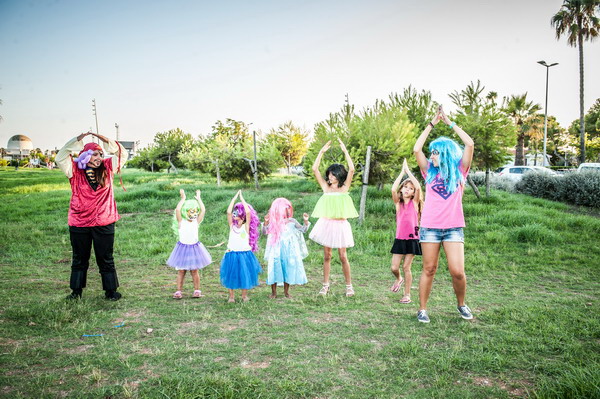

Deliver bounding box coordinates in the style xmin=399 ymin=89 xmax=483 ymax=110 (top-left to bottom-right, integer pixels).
xmin=0 ymin=159 xmax=9 ymax=167
xmin=515 ymin=171 xmax=600 ymax=207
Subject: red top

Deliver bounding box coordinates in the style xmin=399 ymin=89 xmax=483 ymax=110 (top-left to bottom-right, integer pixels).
xmin=68 ymin=158 xmax=120 ymax=227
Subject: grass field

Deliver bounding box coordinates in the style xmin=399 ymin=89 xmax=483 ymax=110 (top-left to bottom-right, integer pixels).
xmin=0 ymin=168 xmax=599 ymax=399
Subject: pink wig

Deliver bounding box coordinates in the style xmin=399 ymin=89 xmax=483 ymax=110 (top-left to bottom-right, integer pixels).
xmin=233 ymin=202 xmax=260 ymax=252
xmin=267 ymin=198 xmax=293 ymax=245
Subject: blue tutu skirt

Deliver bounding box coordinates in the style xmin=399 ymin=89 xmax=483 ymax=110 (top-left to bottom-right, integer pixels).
xmin=167 ymin=241 xmax=212 ymax=270
xmin=220 ymin=250 xmax=262 ymax=289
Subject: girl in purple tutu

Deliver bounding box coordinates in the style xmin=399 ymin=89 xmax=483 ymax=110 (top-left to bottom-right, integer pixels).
xmin=220 ymin=190 xmax=262 ymax=303
xmin=167 ymin=189 xmax=212 ymax=299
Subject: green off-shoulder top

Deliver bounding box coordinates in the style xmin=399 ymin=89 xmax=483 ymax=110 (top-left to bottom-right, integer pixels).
xmin=311 ymin=192 xmax=359 ymax=219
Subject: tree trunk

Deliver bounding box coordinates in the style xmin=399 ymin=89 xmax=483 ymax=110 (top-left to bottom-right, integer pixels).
xmin=485 ymin=169 xmax=490 ymax=197
xmin=287 ymin=154 xmax=291 ymax=174
xmin=168 ymin=154 xmax=178 ymax=174
xmin=466 ymin=175 xmax=481 ymax=199
xmin=515 ymin=133 xmax=525 ymax=165
xmin=215 ymin=159 xmax=221 ymax=187
xmin=578 ymin=27 xmax=586 ymax=163
xmin=151 ymin=160 xmax=154 ymax=172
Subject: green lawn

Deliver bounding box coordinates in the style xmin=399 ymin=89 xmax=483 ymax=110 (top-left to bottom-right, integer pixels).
xmin=0 ymin=168 xmax=599 ymax=399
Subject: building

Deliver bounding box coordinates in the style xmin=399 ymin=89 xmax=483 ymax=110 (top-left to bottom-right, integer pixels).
xmin=5 ymin=135 xmax=33 ymax=160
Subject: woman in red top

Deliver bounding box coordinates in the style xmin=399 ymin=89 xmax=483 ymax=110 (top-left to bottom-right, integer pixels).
xmin=56 ymin=132 xmax=128 ymax=300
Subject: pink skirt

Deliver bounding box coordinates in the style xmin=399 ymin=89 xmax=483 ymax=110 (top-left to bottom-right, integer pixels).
xmin=309 ymin=218 xmax=354 ymax=249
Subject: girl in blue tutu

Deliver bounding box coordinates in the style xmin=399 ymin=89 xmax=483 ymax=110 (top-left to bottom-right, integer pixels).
xmin=220 ymin=190 xmax=262 ymax=303
xmin=167 ymin=189 xmax=213 ymax=299
xmin=263 ymin=198 xmax=310 ymax=298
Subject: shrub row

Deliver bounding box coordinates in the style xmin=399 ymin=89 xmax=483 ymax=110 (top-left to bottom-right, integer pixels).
xmin=515 ymin=171 xmax=600 ymax=208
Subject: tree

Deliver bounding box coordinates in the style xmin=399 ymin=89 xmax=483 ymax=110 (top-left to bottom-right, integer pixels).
xmin=265 ymin=121 xmax=310 ymax=174
xmin=451 ymin=81 xmax=516 ymax=196
xmin=551 ymin=0 xmax=600 ymax=163
xmin=129 ymin=144 xmax=168 ymax=171
xmin=388 ymin=86 xmax=439 ymax=131
xmin=153 ymin=128 xmax=195 ymax=173
xmin=502 ymin=93 xmax=542 ymax=165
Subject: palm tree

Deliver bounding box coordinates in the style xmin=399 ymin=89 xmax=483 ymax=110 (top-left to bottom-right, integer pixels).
xmin=551 ymin=0 xmax=600 ymax=163
xmin=503 ymin=94 xmax=542 ymax=165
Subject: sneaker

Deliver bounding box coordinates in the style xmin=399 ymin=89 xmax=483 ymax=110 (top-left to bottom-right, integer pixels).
xmin=105 ymin=291 xmax=122 ymax=301
xmin=417 ymin=309 xmax=430 ymax=323
xmin=457 ymin=305 xmax=473 ymax=320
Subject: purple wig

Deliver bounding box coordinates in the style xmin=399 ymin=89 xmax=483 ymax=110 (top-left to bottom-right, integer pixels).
xmin=233 ymin=202 xmax=260 ymax=252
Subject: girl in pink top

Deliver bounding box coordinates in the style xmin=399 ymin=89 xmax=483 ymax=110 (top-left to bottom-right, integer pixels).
xmin=413 ymin=106 xmax=475 ymax=324
xmin=389 ymin=159 xmax=423 ymax=304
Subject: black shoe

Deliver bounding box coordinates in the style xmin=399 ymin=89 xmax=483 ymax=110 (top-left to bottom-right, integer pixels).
xmin=66 ymin=289 xmax=82 ymax=300
xmin=105 ymin=291 xmax=122 ymax=301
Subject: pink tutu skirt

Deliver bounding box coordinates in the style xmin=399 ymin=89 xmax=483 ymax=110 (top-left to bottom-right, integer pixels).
xmin=167 ymin=241 xmax=212 ymax=270
xmin=309 ymin=218 xmax=354 ymax=248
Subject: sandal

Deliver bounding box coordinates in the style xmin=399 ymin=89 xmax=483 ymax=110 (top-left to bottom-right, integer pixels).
xmin=318 ymin=283 xmax=330 ymax=296
xmin=192 ymin=290 xmax=204 ymax=298
xmin=390 ymin=278 xmax=404 ymax=293
xmin=399 ymin=295 xmax=411 ymax=304
xmin=345 ymin=284 xmax=355 ymax=297
xmin=173 ymin=291 xmax=182 ymax=299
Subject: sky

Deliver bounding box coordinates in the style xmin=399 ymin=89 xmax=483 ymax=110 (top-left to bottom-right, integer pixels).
xmin=1 ymin=0 xmax=599 ymax=151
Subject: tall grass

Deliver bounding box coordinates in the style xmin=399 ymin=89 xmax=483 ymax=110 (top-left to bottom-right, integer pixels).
xmin=0 ymin=167 xmax=599 ymax=398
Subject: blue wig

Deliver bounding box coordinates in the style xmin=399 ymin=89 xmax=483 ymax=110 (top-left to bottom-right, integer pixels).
xmin=425 ymin=137 xmax=464 ymax=194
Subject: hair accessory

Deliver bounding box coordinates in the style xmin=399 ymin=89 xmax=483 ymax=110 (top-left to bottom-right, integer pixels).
xmin=449 ymin=122 xmax=456 ymax=129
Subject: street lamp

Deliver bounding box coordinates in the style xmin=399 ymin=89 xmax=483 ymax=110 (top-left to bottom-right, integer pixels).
xmin=537 ymin=60 xmax=558 ymax=167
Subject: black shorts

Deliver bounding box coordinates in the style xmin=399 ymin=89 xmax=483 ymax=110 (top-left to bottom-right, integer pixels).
xmin=390 ymin=239 xmax=422 ymax=255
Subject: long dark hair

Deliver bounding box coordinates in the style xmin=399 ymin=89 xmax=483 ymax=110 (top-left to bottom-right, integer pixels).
xmin=325 ymin=163 xmax=348 ymax=188
xmin=91 ymin=160 xmax=108 ymax=188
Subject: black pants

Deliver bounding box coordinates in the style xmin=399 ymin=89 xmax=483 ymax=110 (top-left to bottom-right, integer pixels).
xmin=69 ymin=223 xmax=119 ymax=291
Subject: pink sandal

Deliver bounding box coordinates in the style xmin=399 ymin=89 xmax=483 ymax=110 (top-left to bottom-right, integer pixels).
xmin=173 ymin=291 xmax=183 ymax=299
xmin=390 ymin=278 xmax=404 ymax=293
xmin=399 ymin=295 xmax=411 ymax=304
xmin=192 ymin=290 xmax=204 ymax=298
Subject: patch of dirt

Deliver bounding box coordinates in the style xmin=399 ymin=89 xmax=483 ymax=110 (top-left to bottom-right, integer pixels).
xmin=65 ymin=344 xmax=94 ymax=354
xmin=240 ymin=360 xmax=271 ymax=369
xmin=209 ymin=337 xmax=229 ymax=344
xmin=464 ymin=375 xmax=534 ymax=398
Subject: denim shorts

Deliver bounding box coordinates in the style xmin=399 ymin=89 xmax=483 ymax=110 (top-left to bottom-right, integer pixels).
xmin=419 ymin=227 xmax=464 ymax=243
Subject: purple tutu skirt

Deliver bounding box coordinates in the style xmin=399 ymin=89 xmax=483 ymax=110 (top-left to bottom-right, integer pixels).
xmin=167 ymin=241 xmax=212 ymax=270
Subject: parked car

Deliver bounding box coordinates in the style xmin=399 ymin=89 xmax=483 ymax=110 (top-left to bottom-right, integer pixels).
xmin=577 ymin=163 xmax=600 ymax=172
xmin=496 ymin=165 xmax=558 ymax=181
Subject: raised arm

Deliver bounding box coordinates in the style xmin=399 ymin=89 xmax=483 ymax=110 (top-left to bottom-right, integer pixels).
xmin=440 ymin=107 xmax=474 ymax=170
xmin=239 ymin=191 xmax=251 ymax=234
xmin=391 ymin=160 xmax=408 ymax=204
xmin=338 ymin=138 xmax=355 ymax=190
xmin=226 ymin=190 xmax=241 ymax=227
xmin=194 ymin=190 xmax=206 ymax=223
xmin=55 ymin=133 xmax=89 ymax=178
xmin=312 ymin=141 xmax=331 ymax=191
xmin=403 ymin=159 xmax=422 ymax=206
xmin=175 ymin=189 xmax=186 ymax=224
xmin=414 ymin=108 xmax=441 ymax=171
xmin=91 ymin=133 xmax=128 ymax=171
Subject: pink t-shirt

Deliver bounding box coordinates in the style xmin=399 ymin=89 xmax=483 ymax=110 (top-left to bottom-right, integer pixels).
xmin=396 ymin=200 xmax=419 ymax=240
xmin=420 ymin=162 xmax=469 ymax=229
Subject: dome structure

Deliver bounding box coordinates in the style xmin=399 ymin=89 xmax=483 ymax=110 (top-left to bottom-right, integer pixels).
xmin=7 ymin=135 xmax=34 ymax=151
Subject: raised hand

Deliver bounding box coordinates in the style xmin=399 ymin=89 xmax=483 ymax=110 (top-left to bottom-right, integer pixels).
xmin=77 ymin=132 xmax=91 ymax=141
xmin=180 ymin=189 xmax=186 ymax=200
xmin=338 ymin=138 xmax=348 ymax=153
xmin=320 ymin=140 xmax=331 ymax=153
xmin=264 ymin=214 xmax=270 ymax=225
xmin=195 ymin=190 xmax=201 ymax=201
xmin=303 ymin=212 xmax=309 ymax=223
xmin=440 ymin=106 xmax=451 ymax=125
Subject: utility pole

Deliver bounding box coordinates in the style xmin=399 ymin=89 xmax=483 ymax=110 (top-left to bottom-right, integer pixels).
xmin=115 ymin=123 xmax=120 ymax=141
xmin=92 ymin=99 xmax=99 ymax=140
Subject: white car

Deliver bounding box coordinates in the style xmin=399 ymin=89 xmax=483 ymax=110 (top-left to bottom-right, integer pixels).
xmin=496 ymin=165 xmax=558 ymax=181
xmin=577 ymin=163 xmax=600 ymax=172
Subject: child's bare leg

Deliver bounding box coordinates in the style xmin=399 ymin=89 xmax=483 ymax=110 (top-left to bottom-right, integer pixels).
xmin=242 ymin=289 xmax=249 ymax=302
xmin=190 ymin=270 xmax=200 ymax=291
xmin=391 ymin=254 xmax=402 ymax=280
xmin=284 ymin=282 xmax=291 ymax=298
xmin=176 ymin=270 xmax=186 ymax=291
xmin=270 ymin=283 xmax=277 ymax=299
xmin=323 ymin=247 xmax=332 ymax=284
xmin=338 ymin=248 xmax=351 ymax=285
xmin=402 ymin=254 xmax=415 ymax=296
xmin=228 ymin=289 xmax=235 ymax=303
